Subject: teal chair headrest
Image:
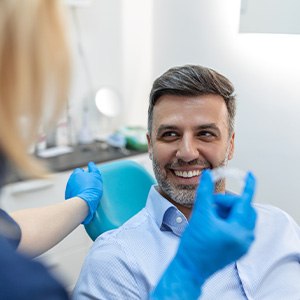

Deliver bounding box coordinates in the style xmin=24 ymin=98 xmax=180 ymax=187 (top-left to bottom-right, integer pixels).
xmin=84 ymin=160 xmax=156 ymax=241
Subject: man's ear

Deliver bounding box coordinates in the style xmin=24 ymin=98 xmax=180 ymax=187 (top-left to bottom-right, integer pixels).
xmin=147 ymin=133 xmax=153 ymax=160
xmin=228 ymin=132 xmax=235 ymax=160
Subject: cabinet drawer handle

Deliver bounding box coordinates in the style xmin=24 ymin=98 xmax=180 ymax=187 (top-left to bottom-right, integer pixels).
xmin=10 ymin=180 xmax=54 ymax=195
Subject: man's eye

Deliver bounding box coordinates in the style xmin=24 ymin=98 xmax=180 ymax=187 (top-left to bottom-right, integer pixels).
xmin=199 ymin=131 xmax=215 ymax=139
xmin=160 ymin=131 xmax=179 ymax=140
xmin=163 ymin=132 xmax=177 ymax=137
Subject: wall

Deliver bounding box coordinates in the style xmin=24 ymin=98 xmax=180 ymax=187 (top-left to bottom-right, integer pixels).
xmin=66 ymin=0 xmax=123 ymax=140
xmin=67 ymin=0 xmax=153 ymax=139
xmin=240 ymin=0 xmax=300 ymax=34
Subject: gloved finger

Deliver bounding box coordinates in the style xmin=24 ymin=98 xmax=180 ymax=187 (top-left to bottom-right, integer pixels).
xmin=214 ymin=193 xmax=243 ymax=219
xmin=87 ymin=161 xmax=101 ymax=175
xmin=73 ymin=168 xmax=85 ymax=174
xmin=194 ymin=170 xmax=214 ymax=214
xmin=241 ymin=172 xmax=256 ymax=204
xmin=247 ymin=206 xmax=257 ymax=230
xmin=65 ymin=183 xmax=73 ymax=199
xmin=213 ymin=194 xmax=238 ymax=219
xmin=228 ymin=173 xmax=256 ymax=225
xmin=214 ymin=193 xmax=240 ymax=208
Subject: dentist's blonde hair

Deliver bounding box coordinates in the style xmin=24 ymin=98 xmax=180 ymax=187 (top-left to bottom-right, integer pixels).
xmin=0 ymin=0 xmax=70 ymax=177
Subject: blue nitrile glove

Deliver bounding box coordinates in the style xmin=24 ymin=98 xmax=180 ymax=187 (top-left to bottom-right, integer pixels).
xmin=151 ymin=170 xmax=257 ymax=300
xmin=65 ymin=162 xmax=103 ymax=225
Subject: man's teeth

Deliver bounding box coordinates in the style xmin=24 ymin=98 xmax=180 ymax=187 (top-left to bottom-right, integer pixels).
xmin=174 ymin=170 xmax=201 ymax=178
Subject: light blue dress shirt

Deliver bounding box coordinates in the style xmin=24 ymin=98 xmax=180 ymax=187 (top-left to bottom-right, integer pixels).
xmin=73 ymin=186 xmax=300 ymax=300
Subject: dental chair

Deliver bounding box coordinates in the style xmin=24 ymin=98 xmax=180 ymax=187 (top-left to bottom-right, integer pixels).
xmin=84 ymin=159 xmax=156 ymax=241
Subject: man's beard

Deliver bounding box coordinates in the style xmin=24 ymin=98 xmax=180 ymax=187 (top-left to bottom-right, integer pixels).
xmin=152 ymin=156 xmax=228 ymax=208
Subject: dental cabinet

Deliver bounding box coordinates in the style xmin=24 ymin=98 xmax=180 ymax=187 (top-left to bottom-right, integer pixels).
xmin=1 ymin=144 xmax=151 ymax=293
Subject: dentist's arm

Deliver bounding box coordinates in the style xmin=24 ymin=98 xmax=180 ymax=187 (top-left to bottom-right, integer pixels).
xmin=12 ymin=162 xmax=102 ymax=257
xmin=151 ymin=170 xmax=257 ymax=299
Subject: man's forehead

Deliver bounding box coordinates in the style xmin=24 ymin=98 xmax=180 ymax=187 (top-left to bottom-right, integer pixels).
xmin=152 ymin=94 xmax=229 ymax=124
xmin=154 ymin=94 xmax=226 ymax=109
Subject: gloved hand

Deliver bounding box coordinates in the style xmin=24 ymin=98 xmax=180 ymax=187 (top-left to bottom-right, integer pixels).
xmin=65 ymin=162 xmax=103 ymax=224
xmin=151 ymin=169 xmax=257 ymax=300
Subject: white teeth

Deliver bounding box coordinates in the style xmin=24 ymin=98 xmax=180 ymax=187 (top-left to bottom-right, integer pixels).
xmin=174 ymin=170 xmax=201 ymax=178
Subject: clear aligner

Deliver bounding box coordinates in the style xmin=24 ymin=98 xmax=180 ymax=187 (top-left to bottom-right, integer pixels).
xmin=211 ymin=167 xmax=247 ymax=188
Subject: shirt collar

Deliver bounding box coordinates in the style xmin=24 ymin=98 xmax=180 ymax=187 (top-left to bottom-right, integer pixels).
xmin=146 ymin=185 xmax=188 ymax=237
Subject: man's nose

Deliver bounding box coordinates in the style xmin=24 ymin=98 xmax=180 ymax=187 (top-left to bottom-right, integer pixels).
xmin=176 ymin=136 xmax=199 ymax=162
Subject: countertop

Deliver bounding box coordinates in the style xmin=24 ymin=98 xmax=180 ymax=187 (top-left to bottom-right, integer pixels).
xmin=4 ymin=142 xmax=147 ymax=184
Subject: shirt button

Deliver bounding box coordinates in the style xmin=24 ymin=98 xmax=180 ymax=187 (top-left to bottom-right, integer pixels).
xmin=176 ymin=216 xmax=183 ymax=224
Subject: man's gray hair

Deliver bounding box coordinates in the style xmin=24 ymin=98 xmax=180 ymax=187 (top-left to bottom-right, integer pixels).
xmin=148 ymin=65 xmax=236 ymax=136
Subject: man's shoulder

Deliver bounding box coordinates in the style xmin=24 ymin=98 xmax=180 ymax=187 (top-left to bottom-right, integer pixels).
xmin=85 ymin=201 xmax=176 ymax=270
xmin=253 ymin=203 xmax=299 ymax=234
xmin=75 ymin=206 xmax=168 ymax=300
xmin=74 ymin=210 xmax=152 ymax=300
xmin=90 ymin=206 xmax=155 ymax=254
xmin=254 ymin=202 xmax=295 ymax=221
xmin=81 ymin=209 xmax=152 ymax=275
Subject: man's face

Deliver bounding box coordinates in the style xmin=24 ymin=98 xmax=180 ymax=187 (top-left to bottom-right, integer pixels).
xmin=147 ymin=94 xmax=235 ymax=208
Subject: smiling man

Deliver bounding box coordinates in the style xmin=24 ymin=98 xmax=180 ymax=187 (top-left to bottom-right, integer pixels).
xmin=74 ymin=65 xmax=300 ymax=300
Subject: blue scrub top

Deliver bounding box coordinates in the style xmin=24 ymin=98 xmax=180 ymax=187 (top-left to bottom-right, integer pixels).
xmin=0 ymin=208 xmax=69 ymax=300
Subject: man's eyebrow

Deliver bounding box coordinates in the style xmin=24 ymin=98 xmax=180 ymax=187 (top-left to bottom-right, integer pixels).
xmin=156 ymin=125 xmax=178 ymax=136
xmin=196 ymin=124 xmax=220 ymax=130
xmin=196 ymin=124 xmax=222 ymax=134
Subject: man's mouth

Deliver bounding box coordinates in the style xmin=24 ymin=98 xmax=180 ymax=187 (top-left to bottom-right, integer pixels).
xmin=173 ymin=169 xmax=202 ymax=178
